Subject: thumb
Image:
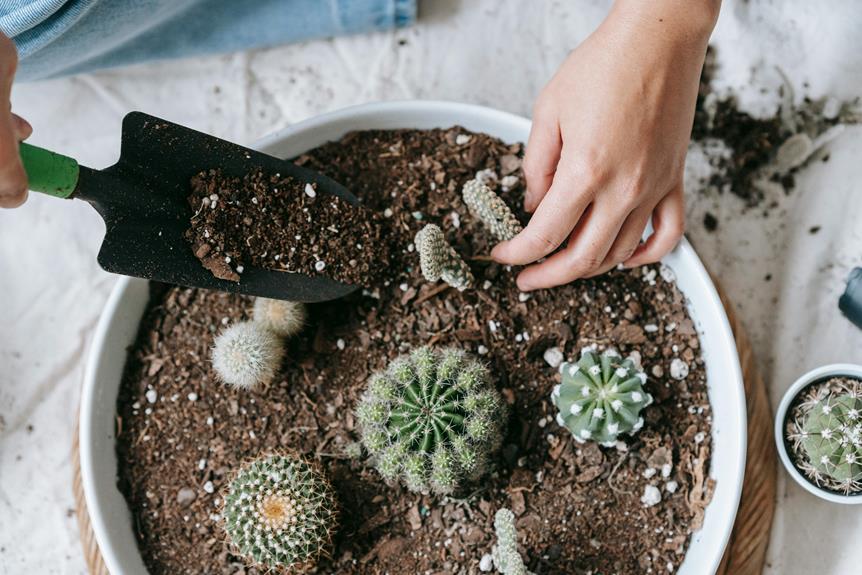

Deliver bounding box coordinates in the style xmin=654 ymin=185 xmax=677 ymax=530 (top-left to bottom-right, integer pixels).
xmin=0 ymin=33 xmax=27 ymax=208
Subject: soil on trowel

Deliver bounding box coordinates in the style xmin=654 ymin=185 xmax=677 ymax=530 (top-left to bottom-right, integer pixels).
xmin=185 ymin=169 xmax=403 ymax=287
xmin=118 ymin=127 xmax=715 ymax=575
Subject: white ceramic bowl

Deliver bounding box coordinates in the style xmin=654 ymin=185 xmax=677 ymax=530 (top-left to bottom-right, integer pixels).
xmin=774 ymin=363 xmax=862 ymax=505
xmin=80 ymin=101 xmax=746 ymax=574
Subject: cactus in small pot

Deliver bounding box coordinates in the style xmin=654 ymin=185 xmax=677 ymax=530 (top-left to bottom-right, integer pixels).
xmin=787 ymin=380 xmax=862 ymax=494
xmin=222 ymin=454 xmax=338 ymax=572
xmin=212 ymin=321 xmax=284 ymax=389
xmin=414 ymin=223 xmax=474 ymax=291
xmin=253 ymin=298 xmax=306 ymax=338
xmin=356 ymin=346 xmax=504 ymax=495
xmin=551 ymin=348 xmax=652 ymax=447
xmin=461 ymin=179 xmax=523 ymax=242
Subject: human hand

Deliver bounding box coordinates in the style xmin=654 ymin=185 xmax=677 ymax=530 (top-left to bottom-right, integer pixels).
xmin=0 ymin=32 xmax=32 ymax=208
xmin=492 ymin=0 xmax=719 ymax=291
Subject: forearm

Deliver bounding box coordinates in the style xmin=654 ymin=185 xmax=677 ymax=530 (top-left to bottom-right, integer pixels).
xmin=608 ymin=0 xmax=720 ymax=51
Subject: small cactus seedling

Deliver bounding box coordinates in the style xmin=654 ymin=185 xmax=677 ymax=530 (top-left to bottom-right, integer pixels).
xmin=253 ymin=297 xmax=306 ymax=338
xmin=551 ymin=348 xmax=652 ymax=447
xmin=356 ymin=346 xmax=504 ymax=495
xmin=787 ymin=378 xmax=862 ymax=494
xmin=462 ymin=179 xmax=523 ymax=242
xmin=414 ymin=223 xmax=474 ymax=291
xmin=212 ymin=321 xmax=284 ymax=389
xmin=222 ymin=454 xmax=338 ymax=571
xmin=491 ymin=508 xmax=531 ymax=575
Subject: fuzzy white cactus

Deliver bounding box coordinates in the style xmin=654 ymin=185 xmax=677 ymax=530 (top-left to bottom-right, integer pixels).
xmin=414 ymin=223 xmax=474 ymax=291
xmin=212 ymin=321 xmax=284 ymax=389
xmin=462 ymin=179 xmax=523 ymax=242
xmin=491 ymin=508 xmax=532 ymax=575
xmin=222 ymin=454 xmax=338 ymax=571
xmin=253 ymin=298 xmax=306 ymax=338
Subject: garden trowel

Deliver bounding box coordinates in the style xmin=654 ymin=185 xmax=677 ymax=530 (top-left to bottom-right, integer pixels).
xmin=20 ymin=112 xmax=360 ymax=302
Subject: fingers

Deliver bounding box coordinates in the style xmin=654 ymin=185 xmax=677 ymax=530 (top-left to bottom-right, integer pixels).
xmin=522 ymin=101 xmax=561 ymax=212
xmin=12 ymin=113 xmax=31 ymax=140
xmin=623 ymin=183 xmax=685 ymax=267
xmin=514 ymin=201 xmax=626 ymax=291
xmin=491 ymin=163 xmax=591 ymax=266
xmin=584 ymin=203 xmax=653 ymax=278
xmin=0 ymin=33 xmax=26 ymax=209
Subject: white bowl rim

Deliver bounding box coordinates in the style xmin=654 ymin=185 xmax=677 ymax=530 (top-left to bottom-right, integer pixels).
xmin=79 ymin=99 xmax=747 ymax=574
xmin=774 ymin=362 xmax=862 ymax=504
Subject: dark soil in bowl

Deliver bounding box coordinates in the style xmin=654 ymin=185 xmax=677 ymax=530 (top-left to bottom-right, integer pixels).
xmin=115 ymin=127 xmax=714 ymax=574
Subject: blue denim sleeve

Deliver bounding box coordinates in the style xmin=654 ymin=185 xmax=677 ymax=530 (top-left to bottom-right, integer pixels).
xmin=0 ymin=0 xmax=417 ymax=80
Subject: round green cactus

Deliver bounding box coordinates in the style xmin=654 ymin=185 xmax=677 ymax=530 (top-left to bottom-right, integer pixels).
xmin=356 ymin=346 xmax=505 ymax=495
xmin=222 ymin=454 xmax=338 ymax=571
xmin=796 ymin=392 xmax=862 ymax=493
xmin=551 ymin=348 xmax=652 ymax=447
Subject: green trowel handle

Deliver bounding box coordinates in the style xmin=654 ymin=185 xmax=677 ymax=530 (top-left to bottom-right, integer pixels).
xmin=19 ymin=142 xmax=80 ymax=198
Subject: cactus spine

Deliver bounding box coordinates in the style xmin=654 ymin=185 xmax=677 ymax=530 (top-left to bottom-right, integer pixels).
xmin=212 ymin=321 xmax=284 ymax=389
xmin=551 ymin=348 xmax=652 ymax=447
xmin=414 ymin=223 xmax=474 ymax=291
xmin=787 ymin=378 xmax=862 ymax=494
xmin=222 ymin=454 xmax=338 ymax=571
xmin=356 ymin=346 xmax=504 ymax=495
xmin=253 ymin=298 xmax=306 ymax=338
xmin=491 ymin=508 xmax=531 ymax=575
xmin=462 ymin=179 xmax=523 ymax=242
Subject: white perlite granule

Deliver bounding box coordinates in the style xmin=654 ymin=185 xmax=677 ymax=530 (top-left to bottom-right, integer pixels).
xmin=543 ymin=347 xmax=564 ymax=368
xmin=203 ymin=481 xmax=214 ymax=494
xmin=669 ymin=358 xmax=689 ymax=380
xmin=455 ymin=134 xmax=472 ymax=145
xmin=304 ymin=183 xmax=316 ymax=198
xmin=479 ymin=553 xmax=494 ymax=572
xmin=145 ymin=389 xmax=158 ymax=404
xmin=641 ymin=484 xmax=662 ymax=507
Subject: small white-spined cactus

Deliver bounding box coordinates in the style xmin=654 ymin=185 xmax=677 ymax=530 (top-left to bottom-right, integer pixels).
xmin=491 ymin=508 xmax=532 ymax=575
xmin=222 ymin=454 xmax=338 ymax=571
xmin=787 ymin=379 xmax=862 ymax=494
xmin=356 ymin=346 xmax=504 ymax=495
xmin=414 ymin=223 xmax=474 ymax=291
xmin=212 ymin=321 xmax=284 ymax=389
xmin=462 ymin=179 xmax=523 ymax=242
xmin=551 ymin=348 xmax=653 ymax=447
xmin=253 ymin=297 xmax=306 ymax=338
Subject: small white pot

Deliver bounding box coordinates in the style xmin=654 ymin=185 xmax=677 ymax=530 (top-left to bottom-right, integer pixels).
xmin=774 ymin=363 xmax=862 ymax=504
xmin=80 ymin=101 xmax=747 ymax=574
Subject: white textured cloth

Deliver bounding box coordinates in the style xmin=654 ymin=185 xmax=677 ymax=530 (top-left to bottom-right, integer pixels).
xmin=1 ymin=1 xmax=860 ymax=573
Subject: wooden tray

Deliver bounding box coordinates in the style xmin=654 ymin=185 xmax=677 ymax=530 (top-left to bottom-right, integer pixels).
xmin=71 ymin=282 xmax=776 ymax=575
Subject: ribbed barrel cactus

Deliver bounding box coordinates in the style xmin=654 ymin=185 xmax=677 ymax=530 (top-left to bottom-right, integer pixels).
xmin=788 ymin=380 xmax=862 ymax=494
xmin=356 ymin=346 xmax=504 ymax=495
xmin=414 ymin=223 xmax=474 ymax=291
xmin=551 ymin=349 xmax=652 ymax=447
xmin=222 ymin=454 xmax=338 ymax=572
xmin=462 ymin=179 xmax=523 ymax=242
